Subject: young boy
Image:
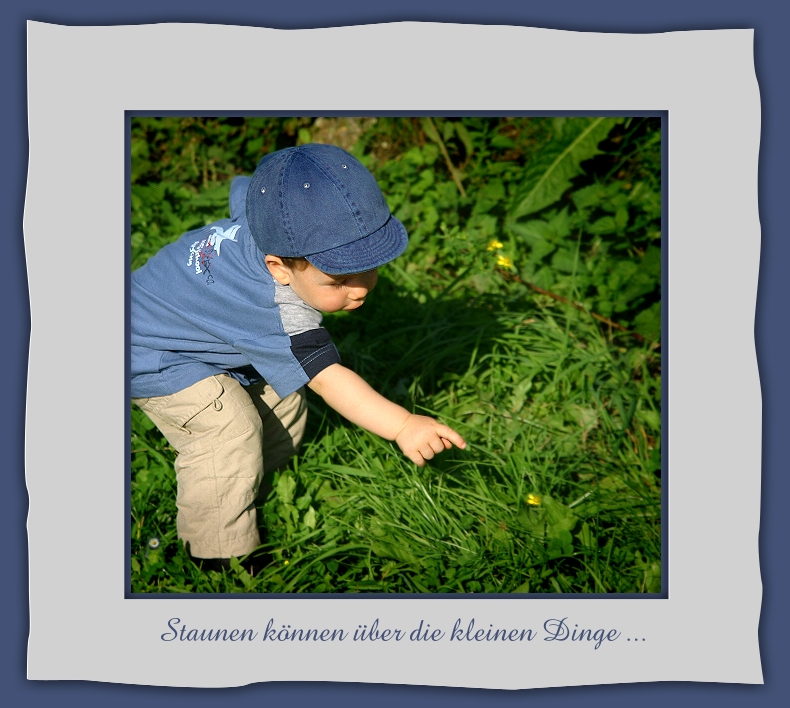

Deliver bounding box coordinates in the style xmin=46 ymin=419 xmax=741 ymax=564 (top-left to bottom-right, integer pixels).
xmin=131 ymin=143 xmax=466 ymax=570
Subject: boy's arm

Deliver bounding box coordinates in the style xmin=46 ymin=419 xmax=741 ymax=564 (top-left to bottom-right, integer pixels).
xmin=307 ymin=363 xmax=466 ymax=467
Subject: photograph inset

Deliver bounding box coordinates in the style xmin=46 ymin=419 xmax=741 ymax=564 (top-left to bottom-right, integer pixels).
xmin=130 ymin=116 xmax=662 ymax=594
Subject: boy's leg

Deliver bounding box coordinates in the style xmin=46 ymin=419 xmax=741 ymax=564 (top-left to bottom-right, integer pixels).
xmin=133 ymin=374 xmax=265 ymax=560
xmin=248 ymin=381 xmax=308 ymax=473
xmin=245 ymin=382 xmax=307 ymax=500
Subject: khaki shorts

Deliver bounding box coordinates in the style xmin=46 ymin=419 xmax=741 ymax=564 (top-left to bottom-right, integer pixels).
xmin=133 ymin=374 xmax=307 ymax=559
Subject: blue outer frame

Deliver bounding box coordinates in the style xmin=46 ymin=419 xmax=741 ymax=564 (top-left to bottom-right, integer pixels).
xmin=5 ymin=2 xmax=786 ymax=706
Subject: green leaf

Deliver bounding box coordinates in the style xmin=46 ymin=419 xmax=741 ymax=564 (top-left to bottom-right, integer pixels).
xmin=589 ymin=215 xmax=618 ymax=235
xmin=490 ymin=134 xmax=515 ymax=149
xmin=370 ymin=540 xmax=419 ymax=564
xmin=510 ymin=117 xmax=621 ymax=219
xmin=550 ymin=247 xmax=577 ymax=274
xmin=615 ymin=206 xmax=630 ymax=229
xmin=472 ymin=179 xmax=506 ymax=215
xmin=633 ymin=302 xmax=661 ymax=340
xmin=420 ymin=117 xmax=441 ymax=144
xmin=442 ymin=120 xmax=455 ymax=143
xmin=571 ymin=183 xmax=608 ymax=210
xmin=636 ymin=408 xmax=661 ymax=432
xmin=575 ymin=522 xmax=595 ymax=549
xmin=454 ymin=122 xmax=474 ymax=158
xmin=542 ymin=495 xmax=578 ymax=535
xmin=276 ymin=473 xmax=296 ymax=505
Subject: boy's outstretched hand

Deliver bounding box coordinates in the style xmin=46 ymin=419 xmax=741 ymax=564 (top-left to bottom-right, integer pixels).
xmin=309 ymin=364 xmax=467 ymax=466
xmin=393 ymin=414 xmax=467 ymax=467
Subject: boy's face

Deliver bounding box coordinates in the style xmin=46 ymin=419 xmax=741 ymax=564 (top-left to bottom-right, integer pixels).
xmin=265 ymin=256 xmax=378 ymax=313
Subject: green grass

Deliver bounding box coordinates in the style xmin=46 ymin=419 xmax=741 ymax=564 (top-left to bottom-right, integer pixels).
xmin=132 ymin=282 xmax=661 ymax=594
xmin=130 ymin=116 xmax=662 ymax=594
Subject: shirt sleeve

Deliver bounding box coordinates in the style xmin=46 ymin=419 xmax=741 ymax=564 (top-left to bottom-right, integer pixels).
xmin=289 ymin=328 xmax=342 ymax=379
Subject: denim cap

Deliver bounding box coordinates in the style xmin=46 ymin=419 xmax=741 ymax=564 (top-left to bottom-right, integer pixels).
xmin=246 ymin=143 xmax=408 ymax=275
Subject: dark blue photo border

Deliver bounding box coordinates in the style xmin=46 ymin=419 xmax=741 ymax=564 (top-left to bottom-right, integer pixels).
xmin=7 ymin=1 xmax=787 ymax=706
xmin=125 ymin=109 xmax=667 ymax=601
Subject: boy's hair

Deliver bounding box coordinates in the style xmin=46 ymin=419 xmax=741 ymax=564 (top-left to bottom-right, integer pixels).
xmin=279 ymin=256 xmax=310 ymax=270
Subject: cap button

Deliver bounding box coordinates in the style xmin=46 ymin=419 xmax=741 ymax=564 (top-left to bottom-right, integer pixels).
xmin=260 ymin=187 xmax=266 ymax=194
xmin=303 ymin=183 xmax=310 ymax=189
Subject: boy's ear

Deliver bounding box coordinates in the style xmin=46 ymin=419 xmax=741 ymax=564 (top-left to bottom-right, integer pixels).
xmin=264 ymin=255 xmax=292 ymax=285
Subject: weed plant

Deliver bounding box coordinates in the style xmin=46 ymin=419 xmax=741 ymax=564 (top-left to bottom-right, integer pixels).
xmin=130 ymin=117 xmax=662 ymax=593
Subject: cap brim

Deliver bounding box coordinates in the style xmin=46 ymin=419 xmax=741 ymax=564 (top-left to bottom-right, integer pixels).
xmin=305 ymin=215 xmax=409 ymax=275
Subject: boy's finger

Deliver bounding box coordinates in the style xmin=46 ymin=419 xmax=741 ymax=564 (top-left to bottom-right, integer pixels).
xmin=420 ymin=445 xmax=437 ymax=460
xmin=408 ymin=449 xmax=427 ymax=467
xmin=428 ymin=438 xmax=446 ymax=455
xmin=439 ymin=426 xmax=466 ymax=449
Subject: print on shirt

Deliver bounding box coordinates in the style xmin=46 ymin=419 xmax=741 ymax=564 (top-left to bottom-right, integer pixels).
xmin=186 ymin=224 xmax=240 ymax=285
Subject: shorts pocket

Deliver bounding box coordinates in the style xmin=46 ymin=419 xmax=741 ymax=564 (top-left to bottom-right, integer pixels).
xmin=176 ymin=376 xmax=259 ymax=452
xmin=163 ymin=376 xmax=226 ymax=429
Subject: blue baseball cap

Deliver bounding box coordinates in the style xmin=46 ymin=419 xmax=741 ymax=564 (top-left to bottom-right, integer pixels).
xmin=246 ymin=143 xmax=408 ymax=275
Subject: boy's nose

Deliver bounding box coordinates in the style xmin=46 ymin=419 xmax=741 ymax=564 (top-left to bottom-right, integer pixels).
xmin=347 ymin=270 xmax=378 ymax=298
xmin=347 ymin=284 xmax=369 ymax=301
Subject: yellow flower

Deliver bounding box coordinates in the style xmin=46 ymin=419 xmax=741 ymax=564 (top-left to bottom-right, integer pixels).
xmin=283 ymin=560 xmax=289 ymax=566
xmin=486 ymin=239 xmax=504 ymax=251
xmin=496 ymin=255 xmax=514 ymax=269
xmin=526 ymin=494 xmax=541 ymax=506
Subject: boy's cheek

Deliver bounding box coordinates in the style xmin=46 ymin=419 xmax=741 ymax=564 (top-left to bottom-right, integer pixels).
xmin=312 ymin=294 xmax=344 ymax=314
